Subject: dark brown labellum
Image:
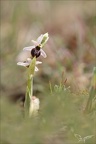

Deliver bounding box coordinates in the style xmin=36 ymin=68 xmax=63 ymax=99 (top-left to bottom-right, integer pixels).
xmin=31 ymin=46 xmax=41 ymax=58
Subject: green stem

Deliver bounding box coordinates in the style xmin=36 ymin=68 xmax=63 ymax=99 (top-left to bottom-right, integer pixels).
xmin=24 ymin=57 xmax=36 ymax=117
xmin=24 ymin=75 xmax=33 ymax=116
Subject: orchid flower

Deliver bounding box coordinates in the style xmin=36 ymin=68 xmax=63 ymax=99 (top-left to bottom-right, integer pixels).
xmin=17 ymin=58 xmax=42 ymax=72
xmin=23 ymin=33 xmax=49 ymax=58
xmin=17 ymin=33 xmax=49 ymax=117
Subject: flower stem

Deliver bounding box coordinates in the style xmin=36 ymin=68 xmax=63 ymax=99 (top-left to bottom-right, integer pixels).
xmin=24 ymin=57 xmax=36 ymax=117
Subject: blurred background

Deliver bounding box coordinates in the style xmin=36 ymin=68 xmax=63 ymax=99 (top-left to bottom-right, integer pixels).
xmin=1 ymin=0 xmax=96 ymax=101
xmin=1 ymin=1 xmax=96 ymax=144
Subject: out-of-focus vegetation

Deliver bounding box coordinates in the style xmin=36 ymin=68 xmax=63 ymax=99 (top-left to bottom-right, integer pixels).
xmin=1 ymin=72 xmax=96 ymax=144
xmin=1 ymin=1 xmax=96 ymax=144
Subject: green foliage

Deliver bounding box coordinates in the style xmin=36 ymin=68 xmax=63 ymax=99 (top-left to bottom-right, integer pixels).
xmin=1 ymin=67 xmax=96 ymax=144
xmin=1 ymin=85 xmax=96 ymax=144
xmin=84 ymin=67 xmax=96 ymax=114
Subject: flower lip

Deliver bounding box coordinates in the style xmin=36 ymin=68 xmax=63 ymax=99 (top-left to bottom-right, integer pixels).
xmin=31 ymin=47 xmax=41 ymax=58
xmin=23 ymin=46 xmax=47 ymax=58
xmin=36 ymin=46 xmax=40 ymax=50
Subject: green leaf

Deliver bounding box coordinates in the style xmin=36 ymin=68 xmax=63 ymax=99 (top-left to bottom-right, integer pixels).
xmin=91 ymin=67 xmax=96 ymax=89
xmin=84 ymin=67 xmax=96 ymax=114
